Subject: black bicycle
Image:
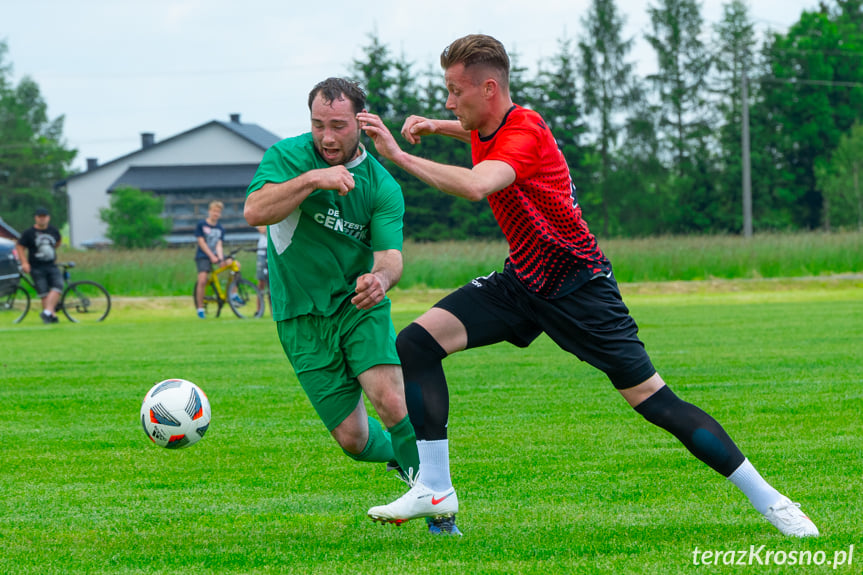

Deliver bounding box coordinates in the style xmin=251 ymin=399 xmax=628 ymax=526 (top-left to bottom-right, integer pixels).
xmin=0 ymin=281 xmax=29 ymax=324
xmin=2 ymin=262 xmax=112 ymax=324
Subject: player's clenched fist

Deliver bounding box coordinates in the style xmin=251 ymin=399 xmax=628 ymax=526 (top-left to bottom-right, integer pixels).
xmin=351 ymin=272 xmax=384 ymax=310
xmin=315 ymin=165 xmax=355 ymax=196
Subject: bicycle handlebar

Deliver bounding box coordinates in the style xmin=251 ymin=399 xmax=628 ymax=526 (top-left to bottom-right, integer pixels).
xmin=17 ymin=261 xmax=75 ymax=272
xmin=223 ymin=247 xmax=257 ymax=259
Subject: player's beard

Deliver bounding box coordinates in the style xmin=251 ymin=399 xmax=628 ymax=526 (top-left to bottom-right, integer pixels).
xmin=341 ymin=135 xmax=360 ymax=165
xmin=315 ymin=129 xmax=361 ymax=166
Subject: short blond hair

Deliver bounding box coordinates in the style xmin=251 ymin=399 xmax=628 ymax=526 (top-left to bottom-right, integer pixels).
xmin=209 ymin=201 xmax=224 ymax=210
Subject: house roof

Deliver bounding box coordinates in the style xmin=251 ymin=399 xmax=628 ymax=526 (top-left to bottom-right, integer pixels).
xmin=215 ymin=120 xmax=281 ymax=150
xmin=65 ymin=116 xmax=280 ymax=182
xmin=0 ymin=216 xmax=20 ymax=239
xmin=108 ymin=164 xmax=259 ymax=192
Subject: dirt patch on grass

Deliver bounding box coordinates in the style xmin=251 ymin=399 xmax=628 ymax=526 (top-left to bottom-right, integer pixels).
xmin=619 ymin=275 xmax=863 ymax=296
xmin=110 ymin=276 xmax=863 ymax=312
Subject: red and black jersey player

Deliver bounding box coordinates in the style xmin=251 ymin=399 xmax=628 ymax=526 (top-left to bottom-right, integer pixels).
xmin=357 ymin=33 xmax=818 ymax=538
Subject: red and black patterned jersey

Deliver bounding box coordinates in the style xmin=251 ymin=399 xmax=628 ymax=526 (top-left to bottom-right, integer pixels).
xmin=472 ymin=105 xmax=611 ymax=298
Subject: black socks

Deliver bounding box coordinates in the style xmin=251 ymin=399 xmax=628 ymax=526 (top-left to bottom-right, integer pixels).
xmin=397 ymin=322 xmax=450 ymax=441
xmin=635 ymin=385 xmax=745 ymax=477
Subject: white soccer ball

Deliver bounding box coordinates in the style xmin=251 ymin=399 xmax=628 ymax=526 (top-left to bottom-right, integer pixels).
xmin=140 ymin=379 xmax=211 ymax=449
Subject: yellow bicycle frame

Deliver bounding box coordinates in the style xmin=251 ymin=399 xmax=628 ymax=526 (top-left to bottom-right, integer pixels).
xmin=208 ymin=259 xmax=240 ymax=302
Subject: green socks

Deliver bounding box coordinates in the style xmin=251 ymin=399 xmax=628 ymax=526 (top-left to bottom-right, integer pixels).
xmin=341 ymin=415 xmax=419 ymax=480
xmin=387 ymin=415 xmax=420 ymax=479
xmin=342 ymin=416 xmax=395 ymax=463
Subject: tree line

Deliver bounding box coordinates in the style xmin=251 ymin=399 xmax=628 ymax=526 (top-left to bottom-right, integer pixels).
xmin=350 ymin=0 xmax=863 ymax=239
xmin=0 ymin=41 xmax=75 ymax=233
xmin=3 ymin=0 xmax=863 ymax=241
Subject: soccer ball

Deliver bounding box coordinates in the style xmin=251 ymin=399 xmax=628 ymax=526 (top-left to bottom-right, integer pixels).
xmin=140 ymin=379 xmax=211 ymax=449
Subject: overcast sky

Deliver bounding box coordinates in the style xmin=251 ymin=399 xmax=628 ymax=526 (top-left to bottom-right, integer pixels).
xmin=3 ymin=0 xmax=817 ymax=171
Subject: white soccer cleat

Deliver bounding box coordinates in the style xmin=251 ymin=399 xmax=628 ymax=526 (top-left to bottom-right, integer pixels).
xmin=368 ymin=481 xmax=458 ymax=525
xmin=763 ymin=497 xmax=819 ymax=537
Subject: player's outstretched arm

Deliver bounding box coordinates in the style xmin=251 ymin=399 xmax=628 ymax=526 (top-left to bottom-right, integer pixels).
xmin=358 ymin=112 xmax=515 ymax=202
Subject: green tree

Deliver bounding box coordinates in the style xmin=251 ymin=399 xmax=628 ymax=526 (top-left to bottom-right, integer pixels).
xmin=645 ymin=0 xmax=713 ymax=170
xmin=613 ymin=99 xmax=673 ymax=236
xmin=578 ymin=0 xmax=639 ymax=234
xmin=351 ymin=31 xmax=395 ymax=120
xmin=0 ymin=40 xmax=76 ymax=232
xmin=815 ymin=121 xmax=863 ymax=230
xmin=507 ymin=49 xmax=537 ymax=109
xmin=711 ymin=0 xmax=759 ymax=232
xmin=758 ymin=1 xmax=863 ymax=229
xmin=99 ymin=187 xmax=170 ymax=248
xmin=418 ymin=63 xmax=450 ymax=119
xmin=391 ymin=51 xmax=420 ymax=121
xmin=646 ymin=0 xmax=721 ymax=233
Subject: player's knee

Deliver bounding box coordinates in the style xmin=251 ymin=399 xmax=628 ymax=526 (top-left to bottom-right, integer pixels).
xmin=396 ymin=322 xmax=447 ymax=367
xmin=335 ymin=431 xmax=366 ymax=455
xmin=372 ymin=390 xmax=407 ymax=425
xmin=633 ymin=385 xmax=681 ymax=427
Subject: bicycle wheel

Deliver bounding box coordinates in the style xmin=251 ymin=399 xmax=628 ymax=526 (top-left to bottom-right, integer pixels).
xmin=1 ymin=285 xmax=30 ymax=323
xmin=195 ymin=279 xmax=224 ymax=318
xmin=228 ymin=276 xmax=264 ymax=319
xmin=60 ymin=280 xmax=111 ymax=323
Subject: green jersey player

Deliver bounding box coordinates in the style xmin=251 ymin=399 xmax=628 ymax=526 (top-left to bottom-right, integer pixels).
xmin=245 ymin=78 xmax=459 ymax=535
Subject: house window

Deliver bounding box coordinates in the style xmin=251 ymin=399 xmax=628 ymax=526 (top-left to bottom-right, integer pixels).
xmin=159 ymin=189 xmax=251 ymax=238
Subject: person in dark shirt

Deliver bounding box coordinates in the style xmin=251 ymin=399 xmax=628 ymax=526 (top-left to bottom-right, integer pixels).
xmin=16 ymin=207 xmax=62 ymax=324
xmin=358 ymin=34 xmax=818 ymax=538
xmin=194 ymin=200 xmax=228 ymax=319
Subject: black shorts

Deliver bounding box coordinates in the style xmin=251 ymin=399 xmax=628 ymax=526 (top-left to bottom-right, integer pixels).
xmin=195 ymin=258 xmax=213 ymax=274
xmin=31 ymin=265 xmax=63 ymax=297
xmin=434 ymin=268 xmax=656 ymax=390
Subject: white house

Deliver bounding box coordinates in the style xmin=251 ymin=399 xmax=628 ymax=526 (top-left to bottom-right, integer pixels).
xmin=64 ymin=114 xmax=280 ymax=248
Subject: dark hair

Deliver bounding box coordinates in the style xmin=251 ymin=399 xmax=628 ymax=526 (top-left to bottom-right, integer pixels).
xmin=440 ymin=34 xmax=510 ymax=86
xmin=308 ymin=78 xmax=366 ymax=114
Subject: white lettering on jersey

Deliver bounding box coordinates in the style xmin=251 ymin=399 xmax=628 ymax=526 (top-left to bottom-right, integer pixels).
xmin=313 ymin=208 xmax=368 ymax=241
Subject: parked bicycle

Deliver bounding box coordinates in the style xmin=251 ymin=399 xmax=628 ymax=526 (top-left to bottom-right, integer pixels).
xmin=2 ymin=262 xmax=111 ymax=324
xmin=257 ymin=280 xmax=272 ymax=318
xmin=194 ymin=247 xmax=264 ymax=319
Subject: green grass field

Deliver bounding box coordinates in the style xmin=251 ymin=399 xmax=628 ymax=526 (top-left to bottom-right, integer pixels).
xmin=1 ymin=281 xmax=861 ymax=574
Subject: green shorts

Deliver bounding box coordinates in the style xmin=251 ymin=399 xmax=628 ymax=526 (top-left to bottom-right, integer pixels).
xmin=276 ymin=296 xmax=399 ymax=432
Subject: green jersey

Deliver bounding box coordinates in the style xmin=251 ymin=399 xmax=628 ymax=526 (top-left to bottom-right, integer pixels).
xmin=247 ymin=133 xmax=404 ymax=321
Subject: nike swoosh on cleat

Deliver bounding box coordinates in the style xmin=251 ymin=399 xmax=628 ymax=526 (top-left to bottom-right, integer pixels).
xmin=431 ymin=492 xmax=453 ymax=505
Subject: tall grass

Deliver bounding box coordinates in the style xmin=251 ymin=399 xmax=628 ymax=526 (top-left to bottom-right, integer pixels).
xmin=47 ymin=231 xmax=862 ymax=296
xmin=51 ymin=248 xmax=260 ymax=297
xmin=603 ymin=231 xmax=863 ymax=283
